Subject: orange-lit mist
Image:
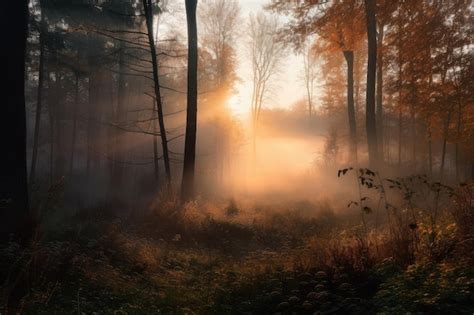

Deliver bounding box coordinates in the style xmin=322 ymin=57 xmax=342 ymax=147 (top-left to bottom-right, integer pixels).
xmin=193 ymin=96 xmax=359 ymax=209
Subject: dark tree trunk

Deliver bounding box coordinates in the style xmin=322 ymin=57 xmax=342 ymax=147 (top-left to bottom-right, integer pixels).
xmin=343 ymin=50 xmax=357 ymax=159
xmin=112 ymin=44 xmax=126 ymax=187
xmin=30 ymin=25 xmax=46 ymax=185
xmin=53 ymin=73 xmax=66 ymax=179
xmin=0 ymin=0 xmax=30 ymax=243
xmin=47 ymin=73 xmax=54 ymax=186
xmin=440 ymin=108 xmax=453 ymax=181
xmin=409 ymin=71 xmax=417 ymax=170
xmin=364 ymin=0 xmax=378 ymax=168
xmin=87 ymin=73 xmax=97 ymax=180
xmin=152 ymin=113 xmax=160 ymax=182
xmin=428 ymin=127 xmax=433 ymax=176
xmin=376 ymin=22 xmax=384 ymax=161
xmin=396 ymin=6 xmax=403 ymax=170
xmin=455 ymin=102 xmax=462 ymax=181
xmin=143 ymin=0 xmax=171 ymax=184
xmin=181 ymin=0 xmax=199 ymax=201
xmin=398 ymin=106 xmax=402 ymax=167
xmin=69 ymin=74 xmax=80 ymax=177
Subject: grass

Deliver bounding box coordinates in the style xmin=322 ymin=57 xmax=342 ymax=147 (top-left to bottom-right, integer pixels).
xmin=1 ymin=184 xmax=473 ymax=314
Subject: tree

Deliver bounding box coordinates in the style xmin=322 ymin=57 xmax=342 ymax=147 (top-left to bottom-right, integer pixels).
xmin=30 ymin=1 xmax=47 ymax=185
xmin=198 ymin=0 xmax=241 ymax=190
xmin=0 ymin=0 xmax=30 ymax=242
xmin=270 ymin=0 xmax=365 ymax=160
xmin=302 ymin=40 xmax=318 ymax=125
xmin=199 ymin=0 xmax=240 ymax=99
xmin=247 ymin=12 xmax=285 ymax=165
xmin=364 ymin=0 xmax=378 ymax=168
xmin=181 ymin=0 xmax=199 ymax=201
xmin=143 ymin=0 xmax=172 ymax=184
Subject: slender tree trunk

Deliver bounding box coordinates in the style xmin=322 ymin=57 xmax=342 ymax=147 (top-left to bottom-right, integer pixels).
xmin=398 ymin=106 xmax=402 ymax=168
xmin=47 ymin=73 xmax=54 ymax=186
xmin=0 ymin=0 xmax=30 ymax=243
xmin=354 ymin=56 xmax=360 ymax=114
xmin=343 ymin=50 xmax=357 ymax=159
xmin=364 ymin=0 xmax=378 ymax=168
xmin=409 ymin=71 xmax=417 ymax=171
xmin=376 ymin=22 xmax=384 ymax=161
xmin=143 ymin=0 xmax=171 ymax=184
xmin=440 ymin=109 xmax=453 ymax=181
xmin=152 ymin=111 xmax=160 ymax=182
xmin=397 ymin=19 xmax=403 ymax=169
xmin=181 ymin=0 xmax=199 ymax=201
xmin=455 ymin=102 xmax=462 ymax=181
xmin=112 ymin=44 xmax=126 ymax=187
xmin=428 ymin=127 xmax=433 ymax=176
xmin=54 ymin=73 xmax=66 ymax=179
xmin=472 ymin=162 xmax=474 ymax=181
xmin=86 ymin=73 xmax=96 ymax=180
xmin=69 ymin=74 xmax=80 ymax=177
xmin=30 ymin=28 xmax=46 ymax=185
xmin=304 ymin=47 xmax=313 ymax=126
xmin=411 ymin=102 xmax=416 ymax=169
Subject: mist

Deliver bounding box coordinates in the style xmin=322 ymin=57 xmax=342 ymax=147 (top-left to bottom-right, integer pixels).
xmin=1 ymin=0 xmax=473 ymax=313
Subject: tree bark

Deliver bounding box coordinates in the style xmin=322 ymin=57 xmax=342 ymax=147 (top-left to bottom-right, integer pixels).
xmin=364 ymin=0 xmax=378 ymax=168
xmin=455 ymin=102 xmax=462 ymax=181
xmin=376 ymin=22 xmax=384 ymax=161
xmin=152 ymin=110 xmax=160 ymax=182
xmin=143 ymin=0 xmax=171 ymax=184
xmin=46 ymin=72 xmax=54 ymax=186
xmin=30 ymin=23 xmax=46 ymax=185
xmin=112 ymin=43 xmax=127 ymax=187
xmin=343 ymin=50 xmax=357 ymax=159
xmin=86 ymin=75 xmax=93 ymax=179
xmin=440 ymin=108 xmax=453 ymax=181
xmin=0 ymin=0 xmax=30 ymax=241
xmin=428 ymin=127 xmax=433 ymax=176
xmin=398 ymin=105 xmax=402 ymax=167
xmin=181 ymin=0 xmax=199 ymax=201
xmin=69 ymin=74 xmax=80 ymax=177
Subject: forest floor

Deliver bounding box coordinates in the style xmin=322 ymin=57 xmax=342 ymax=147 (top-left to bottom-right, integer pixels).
xmin=1 ymin=195 xmax=474 ymax=314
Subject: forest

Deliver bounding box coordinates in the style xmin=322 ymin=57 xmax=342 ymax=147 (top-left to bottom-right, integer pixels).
xmin=0 ymin=0 xmax=473 ymax=313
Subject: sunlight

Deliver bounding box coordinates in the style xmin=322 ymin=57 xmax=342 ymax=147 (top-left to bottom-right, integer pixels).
xmin=226 ymin=93 xmax=248 ymax=115
xmin=4 ymin=0 xmax=473 ymax=312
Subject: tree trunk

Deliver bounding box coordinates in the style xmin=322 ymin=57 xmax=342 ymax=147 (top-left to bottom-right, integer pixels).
xmin=398 ymin=106 xmax=402 ymax=168
xmin=69 ymin=74 xmax=80 ymax=177
xmin=30 ymin=25 xmax=46 ymax=185
xmin=0 ymin=0 xmax=30 ymax=243
xmin=143 ymin=0 xmax=171 ymax=184
xmin=409 ymin=70 xmax=417 ymax=171
xmin=428 ymin=127 xmax=433 ymax=176
xmin=152 ymin=110 xmax=160 ymax=182
xmin=304 ymin=47 xmax=313 ymax=126
xmin=112 ymin=44 xmax=127 ymax=187
xmin=376 ymin=22 xmax=384 ymax=161
xmin=86 ymin=73 xmax=95 ymax=183
xmin=364 ymin=0 xmax=378 ymax=168
xmin=343 ymin=50 xmax=357 ymax=159
xmin=455 ymin=102 xmax=462 ymax=182
xmin=440 ymin=109 xmax=453 ymax=181
xmin=53 ymin=73 xmax=66 ymax=179
xmin=46 ymin=73 xmax=54 ymax=186
xmin=181 ymin=0 xmax=199 ymax=201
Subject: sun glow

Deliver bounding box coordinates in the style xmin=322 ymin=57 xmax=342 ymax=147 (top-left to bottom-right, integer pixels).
xmin=227 ymin=93 xmax=249 ymax=116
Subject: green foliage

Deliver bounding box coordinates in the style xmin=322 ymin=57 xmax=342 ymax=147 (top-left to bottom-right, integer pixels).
xmin=374 ymin=263 xmax=474 ymax=314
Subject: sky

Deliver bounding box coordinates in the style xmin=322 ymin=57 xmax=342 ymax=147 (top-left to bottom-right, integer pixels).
xmin=229 ymin=0 xmax=307 ymax=115
xmin=163 ymin=0 xmax=308 ymax=116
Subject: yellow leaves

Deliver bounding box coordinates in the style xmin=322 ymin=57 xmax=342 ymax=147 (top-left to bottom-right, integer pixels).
xmin=446 ymin=223 xmax=457 ymax=233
